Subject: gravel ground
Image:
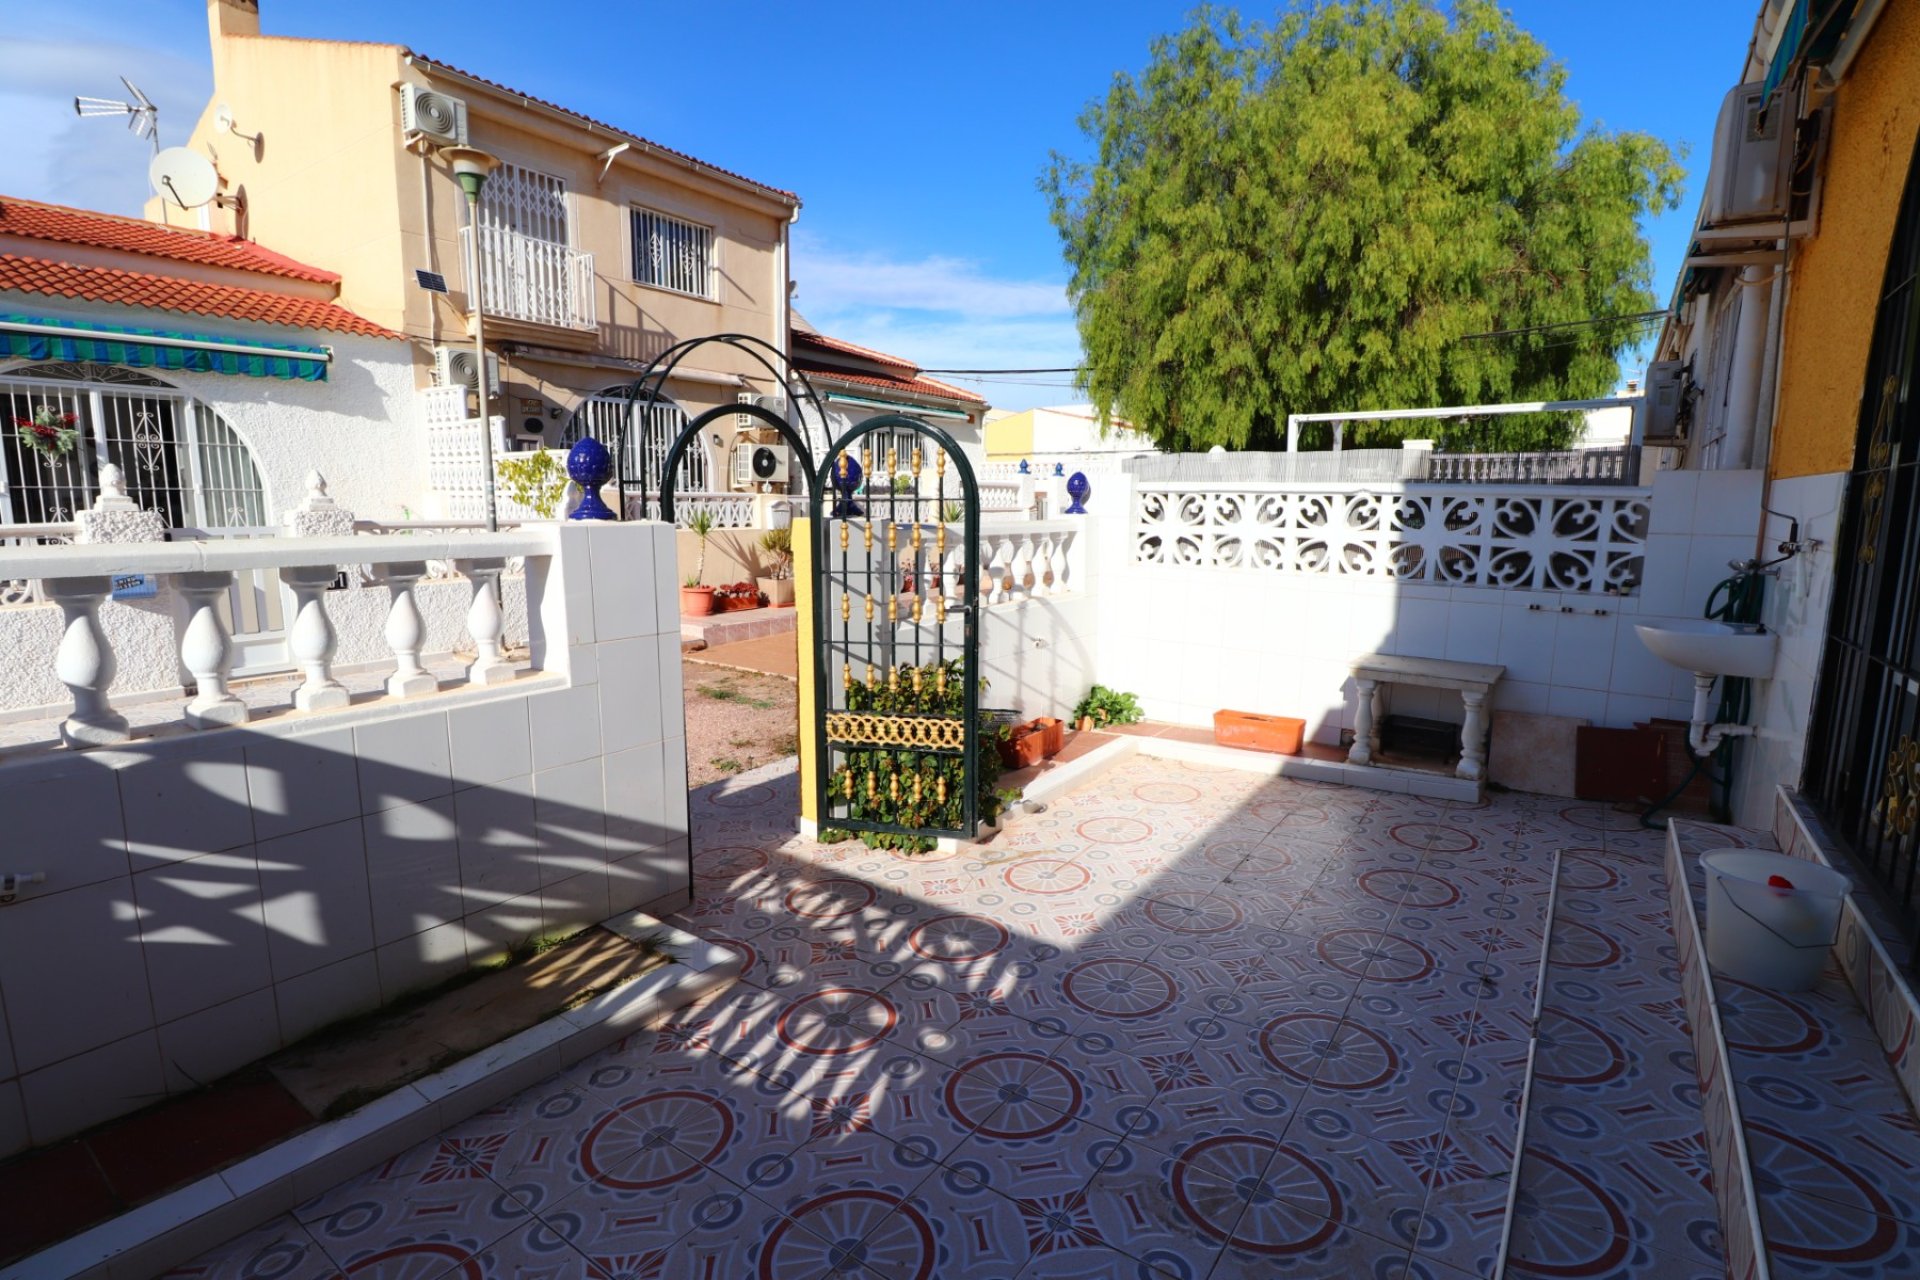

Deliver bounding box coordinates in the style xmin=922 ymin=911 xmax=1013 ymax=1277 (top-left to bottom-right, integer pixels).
xmin=680 ymin=661 xmax=799 ymax=788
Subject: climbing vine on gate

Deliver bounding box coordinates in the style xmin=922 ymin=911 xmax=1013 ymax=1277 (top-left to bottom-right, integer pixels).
xmin=825 ymin=658 xmax=1007 ymax=851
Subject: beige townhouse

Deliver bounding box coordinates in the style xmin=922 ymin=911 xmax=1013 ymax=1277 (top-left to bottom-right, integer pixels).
xmin=156 ymin=0 xmax=802 ymax=505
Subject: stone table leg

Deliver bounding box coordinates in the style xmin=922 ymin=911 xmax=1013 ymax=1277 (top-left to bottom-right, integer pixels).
xmin=1457 ymin=688 xmax=1489 ymax=781
xmin=1349 ymin=676 xmax=1379 ymax=765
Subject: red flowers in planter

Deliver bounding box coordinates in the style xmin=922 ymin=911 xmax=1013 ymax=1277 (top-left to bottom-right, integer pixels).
xmin=717 ymin=581 xmax=767 ymax=612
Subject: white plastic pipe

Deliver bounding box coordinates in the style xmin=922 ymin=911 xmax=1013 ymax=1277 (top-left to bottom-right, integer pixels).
xmin=1688 ymin=673 xmax=1758 ymax=757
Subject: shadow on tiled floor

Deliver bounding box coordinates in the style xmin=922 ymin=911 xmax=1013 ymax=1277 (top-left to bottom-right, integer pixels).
xmin=166 ymin=759 xmax=1727 ymax=1280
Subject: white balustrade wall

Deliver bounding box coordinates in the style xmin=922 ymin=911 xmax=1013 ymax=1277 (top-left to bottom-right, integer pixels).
xmin=631 ymin=491 xmax=758 ymax=528
xmin=0 ymin=521 xmax=691 ymax=1156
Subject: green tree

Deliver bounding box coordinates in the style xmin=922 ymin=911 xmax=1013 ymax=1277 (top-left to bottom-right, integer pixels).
xmin=1042 ymin=1 xmax=1683 ymax=452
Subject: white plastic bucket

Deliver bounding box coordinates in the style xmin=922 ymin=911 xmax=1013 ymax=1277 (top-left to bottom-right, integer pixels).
xmin=1702 ymin=850 xmax=1848 ymax=991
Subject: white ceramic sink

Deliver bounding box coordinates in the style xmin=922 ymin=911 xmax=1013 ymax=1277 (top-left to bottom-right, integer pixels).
xmin=1635 ymin=620 xmax=1777 ymax=680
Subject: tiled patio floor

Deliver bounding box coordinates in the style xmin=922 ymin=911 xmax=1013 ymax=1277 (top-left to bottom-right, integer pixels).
xmin=168 ymin=756 xmax=1722 ymax=1279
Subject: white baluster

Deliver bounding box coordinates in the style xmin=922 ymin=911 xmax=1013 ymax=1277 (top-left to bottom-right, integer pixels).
xmin=942 ymin=544 xmax=965 ymax=606
xmin=381 ymin=562 xmax=438 ymax=698
xmin=1011 ymin=535 xmax=1035 ymax=600
xmin=1032 ymin=534 xmax=1056 ymax=596
xmin=178 ymin=572 xmax=248 ymax=728
xmin=45 ymin=576 xmax=129 ymax=747
xmin=283 ymin=565 xmax=349 ymax=712
xmin=984 ymin=536 xmax=1007 ymax=605
xmin=456 ymin=558 xmax=514 ymax=687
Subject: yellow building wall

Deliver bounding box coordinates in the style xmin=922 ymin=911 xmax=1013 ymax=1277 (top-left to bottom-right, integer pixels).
xmin=1771 ymin=1 xmax=1920 ymax=479
xmin=984 ymin=410 xmax=1034 ymax=459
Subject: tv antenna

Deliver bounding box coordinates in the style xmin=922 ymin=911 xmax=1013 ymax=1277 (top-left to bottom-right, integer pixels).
xmin=74 ymin=77 xmax=159 ymax=155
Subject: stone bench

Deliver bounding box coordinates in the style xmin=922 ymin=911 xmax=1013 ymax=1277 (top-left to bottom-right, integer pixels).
xmin=1347 ymin=653 xmax=1506 ymax=782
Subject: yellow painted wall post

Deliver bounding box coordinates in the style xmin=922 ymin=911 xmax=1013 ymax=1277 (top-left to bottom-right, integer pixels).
xmin=793 ymin=515 xmax=819 ymax=835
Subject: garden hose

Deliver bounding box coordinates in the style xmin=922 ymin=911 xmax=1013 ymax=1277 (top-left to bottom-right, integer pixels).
xmin=1640 ymin=572 xmax=1764 ymax=828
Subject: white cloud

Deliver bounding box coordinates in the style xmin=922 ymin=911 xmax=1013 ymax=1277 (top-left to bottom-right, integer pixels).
xmin=793 ymin=233 xmax=1069 ymax=319
xmin=0 ymin=36 xmax=212 ymax=216
xmin=792 ymin=236 xmax=1085 ymax=411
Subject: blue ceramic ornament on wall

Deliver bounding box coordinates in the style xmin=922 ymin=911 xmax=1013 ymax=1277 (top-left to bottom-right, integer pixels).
xmin=1066 ymin=471 xmax=1091 ymax=514
xmin=567 ymin=437 xmax=616 ymax=520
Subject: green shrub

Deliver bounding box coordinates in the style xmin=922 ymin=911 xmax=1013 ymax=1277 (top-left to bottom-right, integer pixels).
xmin=1072 ymin=684 xmax=1144 ymax=728
xmin=497 ymin=451 xmax=568 ymax=519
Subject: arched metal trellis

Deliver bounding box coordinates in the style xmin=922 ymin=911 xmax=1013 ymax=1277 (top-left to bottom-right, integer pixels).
xmin=554 ymin=332 xmax=831 ymax=521
xmin=810 ymin=415 xmax=983 ymax=841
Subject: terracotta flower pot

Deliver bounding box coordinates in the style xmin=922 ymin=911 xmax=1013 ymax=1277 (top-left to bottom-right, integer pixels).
xmin=1034 ymin=716 xmax=1065 ymax=757
xmin=681 ymin=585 xmax=716 ymax=617
xmin=999 ymin=725 xmax=1046 ymax=770
xmin=1076 ymin=716 xmax=1094 ymax=733
xmin=1213 ymin=710 xmax=1306 ymax=755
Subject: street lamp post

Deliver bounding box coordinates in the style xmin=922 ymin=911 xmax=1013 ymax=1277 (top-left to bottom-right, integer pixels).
xmin=445 ymin=146 xmax=503 ymax=531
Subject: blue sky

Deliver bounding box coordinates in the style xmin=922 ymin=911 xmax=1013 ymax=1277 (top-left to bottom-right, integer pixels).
xmin=0 ymin=0 xmax=1757 ymax=410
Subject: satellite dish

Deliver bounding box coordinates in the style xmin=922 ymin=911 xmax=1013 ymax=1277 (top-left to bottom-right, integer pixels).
xmin=149 ymin=148 xmax=219 ymax=209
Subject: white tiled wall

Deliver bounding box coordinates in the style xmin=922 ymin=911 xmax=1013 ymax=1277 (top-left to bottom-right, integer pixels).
xmin=0 ymin=522 xmax=688 ymax=1155
xmin=1732 ymin=471 xmax=1848 ymax=829
xmin=1091 ymin=469 xmax=1768 ymax=748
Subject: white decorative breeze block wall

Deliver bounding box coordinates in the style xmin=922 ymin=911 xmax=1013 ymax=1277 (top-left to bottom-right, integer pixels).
xmin=0 ymin=522 xmax=688 ymax=1157
xmin=1089 ymin=468 xmax=1766 ymax=750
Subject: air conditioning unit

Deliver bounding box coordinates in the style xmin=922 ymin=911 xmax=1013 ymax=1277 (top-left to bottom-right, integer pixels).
xmin=749 ymin=442 xmax=791 ymax=485
xmin=401 ymin=84 xmax=469 ymax=146
xmin=1640 ymin=360 xmax=1689 ymax=446
xmin=1702 ymin=82 xmax=1794 ymax=230
xmin=434 ymin=345 xmax=499 ymax=396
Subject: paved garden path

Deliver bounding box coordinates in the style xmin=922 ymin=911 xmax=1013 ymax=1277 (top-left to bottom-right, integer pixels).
xmin=170 ymin=757 xmax=1720 ymax=1279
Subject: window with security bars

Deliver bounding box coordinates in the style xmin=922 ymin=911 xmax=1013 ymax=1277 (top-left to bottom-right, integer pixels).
xmin=631 ymin=208 xmax=714 ymax=299
xmin=0 ymin=362 xmax=266 ymax=530
xmin=479 ymin=163 xmax=570 ymax=245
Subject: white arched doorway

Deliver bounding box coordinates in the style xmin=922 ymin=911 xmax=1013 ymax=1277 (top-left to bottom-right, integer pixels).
xmin=0 ymin=361 xmax=286 ymax=670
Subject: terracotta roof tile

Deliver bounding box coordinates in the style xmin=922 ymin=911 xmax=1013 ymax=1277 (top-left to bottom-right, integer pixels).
xmin=792 ymin=329 xmax=920 ymax=373
xmin=0 ymin=255 xmax=396 ymax=339
xmin=794 ymin=356 xmax=987 ymax=406
xmin=0 ymin=196 xmax=340 ymax=283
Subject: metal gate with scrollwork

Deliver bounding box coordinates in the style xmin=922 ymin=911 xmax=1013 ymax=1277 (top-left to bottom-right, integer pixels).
xmin=1807 ymin=132 xmax=1920 ymax=956
xmin=811 ymin=416 xmax=983 ymax=842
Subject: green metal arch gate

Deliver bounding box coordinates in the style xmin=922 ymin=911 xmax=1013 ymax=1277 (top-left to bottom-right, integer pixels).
xmin=809 ymin=415 xmax=984 ymax=842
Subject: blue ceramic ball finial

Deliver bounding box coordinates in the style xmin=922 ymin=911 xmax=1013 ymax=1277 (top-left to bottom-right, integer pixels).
xmin=566 ymin=437 xmax=616 ymax=521
xmin=1017 ymin=459 xmax=1030 ymax=475
xmin=831 ymin=453 xmax=865 ymax=518
xmin=1066 ymin=471 xmax=1091 ymax=514
xmin=1054 ymin=462 xmax=1066 ymax=478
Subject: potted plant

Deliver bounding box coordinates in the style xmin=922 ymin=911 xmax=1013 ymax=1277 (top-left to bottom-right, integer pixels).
xmin=757 ymin=527 xmax=795 ymax=607
xmin=1072 ymin=685 xmax=1144 ymax=732
xmin=998 ymin=721 xmax=1047 ymax=770
xmin=680 ymin=509 xmax=717 ymax=616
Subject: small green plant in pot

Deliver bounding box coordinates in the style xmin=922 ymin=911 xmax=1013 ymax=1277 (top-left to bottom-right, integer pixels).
xmin=1072 ymin=684 xmax=1144 ymax=731
xmin=757 ymin=526 xmax=795 ymax=608
xmin=680 ymin=509 xmax=717 ymax=617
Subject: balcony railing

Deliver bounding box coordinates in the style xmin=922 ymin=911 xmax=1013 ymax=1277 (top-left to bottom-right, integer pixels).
xmin=460 ymin=225 xmax=595 ymax=331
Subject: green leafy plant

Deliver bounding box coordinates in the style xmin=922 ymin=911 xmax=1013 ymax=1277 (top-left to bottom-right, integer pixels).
xmin=942 ymin=501 xmax=964 ymax=523
xmin=827 ymin=658 xmax=1008 ymax=853
xmin=1072 ymin=684 xmax=1144 ymax=728
xmin=892 ymin=474 xmax=916 ymax=495
xmin=687 ymin=509 xmax=715 ymax=586
xmin=758 ymin=527 xmax=794 ymax=580
xmin=497 ymin=450 xmax=569 ymax=519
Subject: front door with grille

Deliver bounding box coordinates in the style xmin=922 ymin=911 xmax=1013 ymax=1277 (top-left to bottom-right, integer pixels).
xmin=811 ymin=416 xmax=983 ymax=843
xmin=1806 ymin=135 xmax=1920 ymax=952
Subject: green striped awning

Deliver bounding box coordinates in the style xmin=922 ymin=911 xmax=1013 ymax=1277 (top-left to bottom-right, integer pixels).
xmin=0 ymin=314 xmax=331 ymax=381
